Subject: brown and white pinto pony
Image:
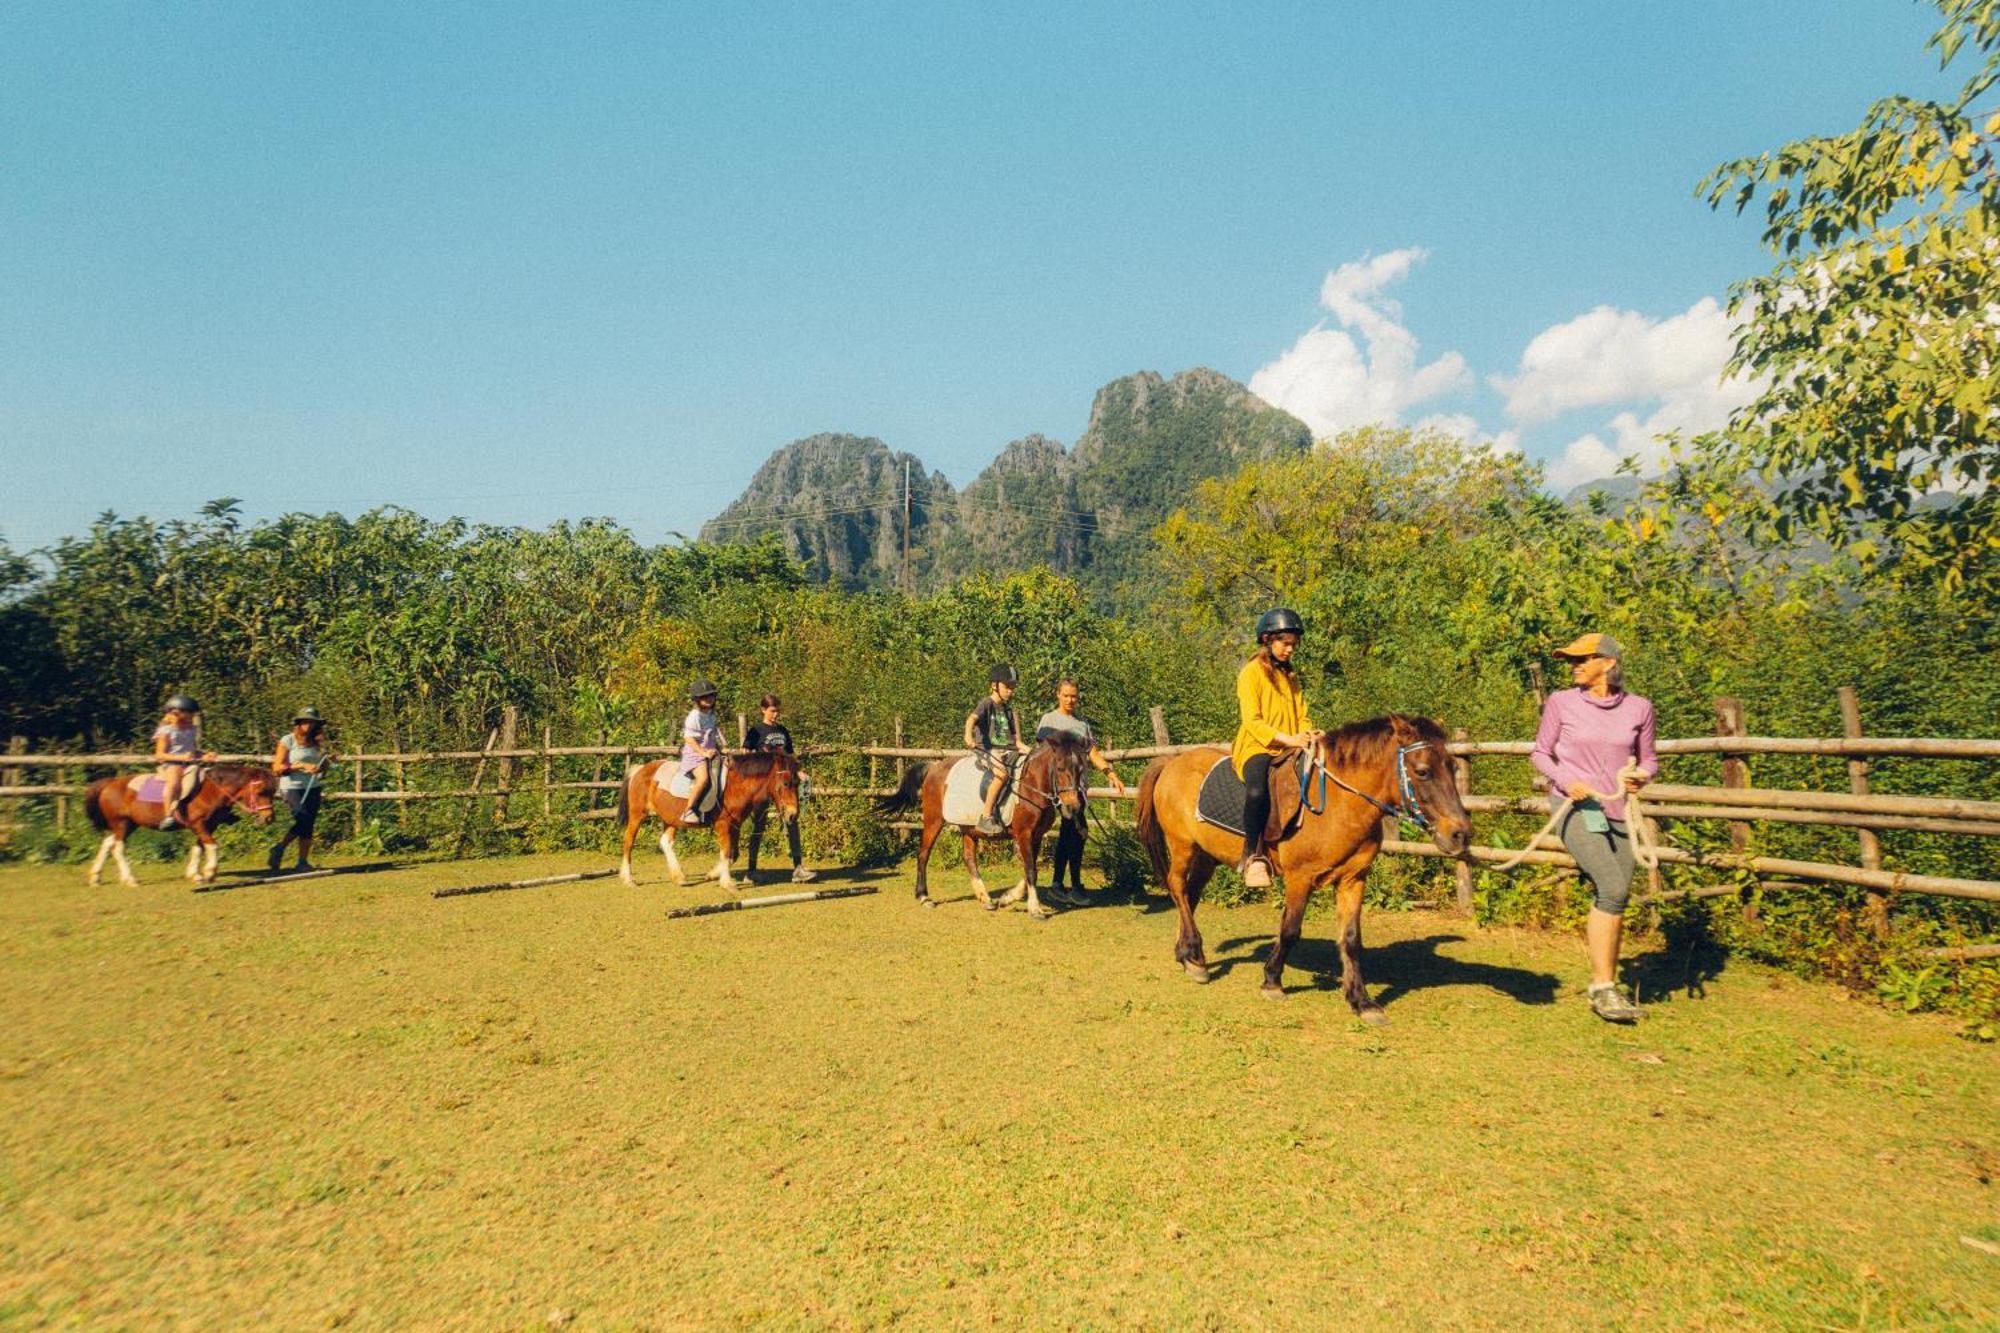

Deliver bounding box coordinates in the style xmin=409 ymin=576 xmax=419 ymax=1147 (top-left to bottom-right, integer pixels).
xmin=1135 ymin=715 xmax=1470 ymax=1022
xmin=875 ymin=735 xmax=1091 ymax=919
xmin=84 ymin=765 xmax=280 ymax=886
xmin=614 ymin=752 xmax=801 ymax=888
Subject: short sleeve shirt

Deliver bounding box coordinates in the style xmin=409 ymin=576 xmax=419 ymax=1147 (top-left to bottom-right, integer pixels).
xmin=972 ymin=698 xmax=1019 ymax=751
xmin=1034 ymin=710 xmax=1095 ymax=747
xmin=745 ymin=722 xmax=794 ymax=754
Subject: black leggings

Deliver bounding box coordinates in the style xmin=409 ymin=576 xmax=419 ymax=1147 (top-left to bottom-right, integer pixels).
xmin=1052 ymin=816 xmax=1085 ymax=887
xmin=282 ymin=785 xmax=323 ymax=838
xmin=747 ymin=806 xmax=803 ymax=869
xmin=1240 ymin=753 xmax=1274 ymax=847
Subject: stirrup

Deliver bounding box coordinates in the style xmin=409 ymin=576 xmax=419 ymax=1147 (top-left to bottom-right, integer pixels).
xmin=1240 ymin=852 xmax=1273 ymax=889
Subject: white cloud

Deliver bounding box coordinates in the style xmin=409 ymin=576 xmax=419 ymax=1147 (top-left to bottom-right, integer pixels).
xmin=1249 ymin=248 xmax=1471 ymax=437
xmin=1416 ymin=411 xmax=1521 ymax=455
xmin=1493 ymin=296 xmax=1763 ymax=488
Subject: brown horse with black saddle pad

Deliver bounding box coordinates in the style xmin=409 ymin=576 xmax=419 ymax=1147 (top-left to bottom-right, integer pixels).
xmin=85 ymin=765 xmax=279 ymax=887
xmin=1135 ymin=715 xmax=1470 ymax=1021
xmin=876 ymin=735 xmax=1091 ymax=919
xmin=615 ymin=752 xmax=801 ymax=889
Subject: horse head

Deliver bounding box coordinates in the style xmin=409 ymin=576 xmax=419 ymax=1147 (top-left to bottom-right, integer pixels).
xmin=1038 ymin=735 xmax=1092 ymax=823
xmin=738 ymin=752 xmax=801 ymax=819
xmin=1386 ymin=715 xmax=1470 ymax=857
xmin=216 ymin=766 xmax=280 ymax=824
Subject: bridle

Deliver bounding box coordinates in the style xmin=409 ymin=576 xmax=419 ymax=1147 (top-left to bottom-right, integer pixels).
xmin=1011 ymin=745 xmax=1088 ymax=823
xmin=1297 ymin=738 xmax=1437 ymax=833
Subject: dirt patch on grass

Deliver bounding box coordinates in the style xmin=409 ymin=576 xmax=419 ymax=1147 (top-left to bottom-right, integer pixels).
xmin=1 ymin=854 xmax=1996 ymax=1326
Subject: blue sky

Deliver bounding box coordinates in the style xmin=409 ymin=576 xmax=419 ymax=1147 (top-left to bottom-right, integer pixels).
xmin=0 ymin=1 xmax=1964 ymax=552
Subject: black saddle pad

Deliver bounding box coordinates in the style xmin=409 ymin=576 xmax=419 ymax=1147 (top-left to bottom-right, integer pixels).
xmin=1196 ymin=757 xmax=1251 ymax=835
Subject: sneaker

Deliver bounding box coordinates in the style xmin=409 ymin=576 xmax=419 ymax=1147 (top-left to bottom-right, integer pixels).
xmin=293 ymin=861 xmax=315 ymax=873
xmin=680 ymin=810 xmax=703 ymax=826
xmin=975 ymin=816 xmax=1003 ymax=836
xmin=791 ymin=866 xmax=817 ymax=884
xmin=1044 ymin=885 xmax=1087 ymax=908
xmin=1589 ymin=984 xmax=1642 ymax=1024
xmin=1240 ymin=856 xmax=1272 ymax=890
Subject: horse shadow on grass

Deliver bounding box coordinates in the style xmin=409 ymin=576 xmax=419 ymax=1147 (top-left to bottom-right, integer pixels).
xmin=1618 ymin=931 xmax=1729 ymax=1005
xmin=1208 ymin=932 xmax=1562 ymax=1007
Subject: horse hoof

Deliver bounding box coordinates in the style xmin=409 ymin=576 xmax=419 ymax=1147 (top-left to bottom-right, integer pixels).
xmin=1027 ymin=907 xmax=1052 ymax=921
xmin=917 ymin=895 xmax=935 ymax=908
xmin=1357 ymin=1008 xmax=1389 ymax=1027
xmin=982 ymin=900 xmax=998 ymax=912
xmin=1182 ymin=961 xmax=1210 ymax=983
xmin=1260 ymin=984 xmax=1286 ymax=1002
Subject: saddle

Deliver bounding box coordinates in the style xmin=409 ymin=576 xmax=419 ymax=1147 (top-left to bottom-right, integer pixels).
xmin=1194 ymin=754 xmax=1304 ymax=842
xmin=941 ymin=753 xmax=1019 ymax=828
xmin=658 ymin=759 xmax=727 ymax=824
xmin=128 ymin=771 xmax=199 ymax=806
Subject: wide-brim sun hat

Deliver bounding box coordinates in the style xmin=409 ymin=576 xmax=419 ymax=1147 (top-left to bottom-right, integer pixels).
xmin=292 ymin=706 xmax=325 ymax=725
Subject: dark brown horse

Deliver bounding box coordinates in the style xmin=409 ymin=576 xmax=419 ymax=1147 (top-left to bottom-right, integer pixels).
xmin=615 ymin=753 xmax=801 ymax=888
xmin=876 ymin=736 xmax=1091 ymax=919
xmin=85 ymin=765 xmax=280 ymax=886
xmin=1135 ymin=716 xmax=1470 ymax=1021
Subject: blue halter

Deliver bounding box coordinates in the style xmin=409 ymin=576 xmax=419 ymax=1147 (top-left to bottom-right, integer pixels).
xmin=1307 ymin=740 xmax=1435 ymax=832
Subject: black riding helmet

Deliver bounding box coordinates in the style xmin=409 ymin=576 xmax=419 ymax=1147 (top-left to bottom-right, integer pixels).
xmin=1255 ymin=608 xmax=1305 ymax=642
xmin=989 ymin=663 xmax=1018 ymax=686
xmin=164 ymin=693 xmax=201 ymax=714
xmin=688 ymin=679 xmax=719 ymax=702
xmin=292 ymin=706 xmax=325 ymax=726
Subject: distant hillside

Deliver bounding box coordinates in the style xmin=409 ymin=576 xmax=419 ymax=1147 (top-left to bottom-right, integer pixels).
xmin=699 ymin=369 xmax=1312 ymax=597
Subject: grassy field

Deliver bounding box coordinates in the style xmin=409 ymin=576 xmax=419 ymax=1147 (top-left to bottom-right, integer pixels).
xmin=1 ymin=849 xmax=1996 ymax=1329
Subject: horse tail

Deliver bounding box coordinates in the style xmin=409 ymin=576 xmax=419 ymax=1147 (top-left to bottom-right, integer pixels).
xmin=1134 ymin=758 xmax=1169 ymax=885
xmin=876 ymin=762 xmax=929 ymax=816
xmin=85 ymin=780 xmax=109 ymax=832
xmin=615 ymin=765 xmax=634 ymax=830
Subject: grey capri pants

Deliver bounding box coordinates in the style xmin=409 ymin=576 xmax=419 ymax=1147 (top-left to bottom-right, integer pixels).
xmin=1556 ymin=802 xmax=1637 ymax=915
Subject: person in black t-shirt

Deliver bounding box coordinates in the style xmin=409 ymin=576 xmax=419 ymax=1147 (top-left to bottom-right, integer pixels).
xmin=964 ymin=664 xmax=1030 ymax=836
xmin=744 ymin=693 xmax=815 ymax=882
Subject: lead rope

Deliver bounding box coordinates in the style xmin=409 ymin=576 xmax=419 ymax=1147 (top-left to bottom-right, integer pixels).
xmin=1489 ymin=762 xmax=1660 ymax=873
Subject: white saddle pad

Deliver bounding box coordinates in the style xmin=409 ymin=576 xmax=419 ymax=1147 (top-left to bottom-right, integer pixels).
xmin=658 ymin=762 xmax=726 ymax=813
xmin=941 ymin=754 xmax=1018 ymax=828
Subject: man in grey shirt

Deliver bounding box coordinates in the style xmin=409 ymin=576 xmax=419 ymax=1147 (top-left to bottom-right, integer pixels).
xmin=1034 ymin=680 xmax=1126 ymax=906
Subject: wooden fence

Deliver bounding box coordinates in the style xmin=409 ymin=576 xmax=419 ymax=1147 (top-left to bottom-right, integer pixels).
xmin=5 ymin=692 xmax=1998 ymax=933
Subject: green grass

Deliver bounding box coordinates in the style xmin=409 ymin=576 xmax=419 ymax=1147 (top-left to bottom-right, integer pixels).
xmin=1 ymin=850 xmax=1996 ymax=1328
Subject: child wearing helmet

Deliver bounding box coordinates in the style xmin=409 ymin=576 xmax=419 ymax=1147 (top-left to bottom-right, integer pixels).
xmin=966 ymin=664 xmax=1030 ymax=836
xmin=1232 ymin=609 xmax=1315 ymax=888
xmin=152 ymin=693 xmax=215 ymax=829
xmin=678 ymin=681 xmax=724 ymax=824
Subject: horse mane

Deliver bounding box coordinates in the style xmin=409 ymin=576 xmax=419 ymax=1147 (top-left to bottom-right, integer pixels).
xmin=731 ymin=752 xmax=793 ymax=777
xmin=1320 ymin=714 xmax=1448 ymax=769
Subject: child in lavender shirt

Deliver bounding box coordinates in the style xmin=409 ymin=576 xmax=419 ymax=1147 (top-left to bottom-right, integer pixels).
xmin=1530 ymin=633 xmax=1658 ymax=1023
xmin=677 ymin=681 xmax=723 ymax=824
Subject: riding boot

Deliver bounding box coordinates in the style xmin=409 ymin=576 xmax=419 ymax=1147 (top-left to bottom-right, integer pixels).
xmin=1238 ymin=832 xmax=1273 ymax=889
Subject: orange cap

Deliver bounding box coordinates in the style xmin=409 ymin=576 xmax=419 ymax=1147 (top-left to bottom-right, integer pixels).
xmin=1554 ymin=632 xmax=1622 ymax=659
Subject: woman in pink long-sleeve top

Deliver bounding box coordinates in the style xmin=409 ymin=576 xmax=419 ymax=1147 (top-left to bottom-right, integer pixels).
xmin=1530 ymin=632 xmax=1659 ymax=1023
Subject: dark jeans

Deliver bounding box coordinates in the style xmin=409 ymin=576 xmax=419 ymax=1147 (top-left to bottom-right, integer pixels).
xmin=1240 ymin=752 xmax=1274 ymax=849
xmin=1052 ymin=816 xmax=1085 ymax=887
xmin=747 ymin=806 xmax=802 ymax=869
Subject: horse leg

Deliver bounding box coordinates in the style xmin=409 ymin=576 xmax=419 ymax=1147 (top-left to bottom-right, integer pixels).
xmin=963 ymin=829 xmax=993 ymax=910
xmin=1020 ymin=823 xmax=1051 ymax=921
xmin=1334 ymin=873 xmax=1385 ymax=1023
xmin=201 ymin=834 xmax=219 ymax=883
xmin=88 ymin=833 xmax=115 ymax=887
xmin=1261 ymin=874 xmax=1323 ymax=1001
xmin=915 ymin=812 xmax=940 ymax=905
xmin=661 ymin=827 xmax=685 ymax=885
xmin=619 ymin=777 xmax=644 ymax=886
xmin=1169 ymin=844 xmax=1214 ymax=980
xmin=111 ymin=833 xmax=138 ymax=887
xmin=184 ymin=837 xmax=203 ymax=883
xmin=713 ymin=817 xmax=737 ymax=890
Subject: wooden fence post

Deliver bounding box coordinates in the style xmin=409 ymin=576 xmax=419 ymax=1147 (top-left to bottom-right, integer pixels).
xmin=1 ymin=738 xmax=22 ymax=841
xmin=494 ymin=706 xmax=518 ymax=823
xmin=453 ymin=729 xmax=500 ymax=856
xmin=542 ymin=723 xmax=553 ymax=819
xmin=1452 ymin=727 xmax=1475 ymax=914
xmin=893 ymin=715 xmax=905 ymax=785
xmin=55 ymin=763 xmax=71 ymax=833
xmin=1839 ymin=686 xmax=1889 ymax=938
xmin=1150 ymin=706 xmax=1171 ymax=748
xmin=1714 ymin=697 xmax=1750 ymax=854
xmin=352 ymin=748 xmax=365 ymax=840
xmin=737 ymin=712 xmax=747 ymax=749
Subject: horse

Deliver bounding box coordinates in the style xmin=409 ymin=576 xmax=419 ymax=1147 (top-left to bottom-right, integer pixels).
xmin=875 ymin=735 xmax=1091 ymax=919
xmin=614 ymin=752 xmax=802 ymax=888
xmin=1134 ymin=715 xmax=1470 ymax=1022
xmin=84 ymin=765 xmax=280 ymax=886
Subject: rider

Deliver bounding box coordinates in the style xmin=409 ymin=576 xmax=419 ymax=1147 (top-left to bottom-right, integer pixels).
xmin=967 ymin=664 xmax=1031 ymax=836
xmin=678 ymin=681 xmax=724 ymax=824
xmin=1232 ymin=609 xmax=1316 ymax=889
xmin=152 ymin=693 xmax=215 ymax=829
xmin=1035 ymin=678 xmax=1126 ymax=904
xmin=269 ymin=706 xmax=336 ymax=872
xmin=744 ymin=692 xmax=816 ymax=883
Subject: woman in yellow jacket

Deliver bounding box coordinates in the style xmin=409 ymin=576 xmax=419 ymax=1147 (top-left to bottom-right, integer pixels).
xmin=1233 ymin=607 xmax=1316 ymax=888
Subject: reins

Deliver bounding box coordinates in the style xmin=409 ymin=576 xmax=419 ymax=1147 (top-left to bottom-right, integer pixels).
xmin=1487 ymin=763 xmax=1660 ymax=873
xmin=1303 ymin=740 xmax=1436 ymax=833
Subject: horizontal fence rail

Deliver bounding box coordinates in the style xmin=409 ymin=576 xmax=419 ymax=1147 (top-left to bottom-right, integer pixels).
xmin=4 ymin=690 xmax=1997 ymax=944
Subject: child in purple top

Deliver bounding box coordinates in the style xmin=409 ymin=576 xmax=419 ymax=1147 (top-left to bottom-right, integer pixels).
xmin=1532 ymin=633 xmax=1658 ymax=1024
xmin=677 ymin=680 xmax=723 ymax=824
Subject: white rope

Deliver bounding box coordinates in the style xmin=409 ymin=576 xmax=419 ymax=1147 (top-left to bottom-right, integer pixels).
xmin=1489 ymin=762 xmax=1660 ymax=873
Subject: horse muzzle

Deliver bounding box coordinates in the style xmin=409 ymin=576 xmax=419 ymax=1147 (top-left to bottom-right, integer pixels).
xmin=1433 ymin=818 xmax=1471 ymax=858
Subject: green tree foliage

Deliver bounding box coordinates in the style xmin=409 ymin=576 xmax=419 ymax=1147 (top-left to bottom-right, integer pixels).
xmin=1692 ymin=0 xmax=2000 ymax=592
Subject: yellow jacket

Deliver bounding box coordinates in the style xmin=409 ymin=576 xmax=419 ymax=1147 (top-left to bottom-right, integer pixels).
xmin=1232 ymin=657 xmax=1312 ymax=776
